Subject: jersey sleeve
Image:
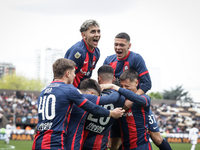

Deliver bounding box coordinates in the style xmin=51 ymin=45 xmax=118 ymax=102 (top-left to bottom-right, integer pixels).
xmin=84 ymin=94 xmax=99 ymax=104
xmin=132 ymin=54 xmax=152 ymax=93
xmin=99 ymin=91 xmax=122 ymax=105
xmin=103 ymin=57 xmax=109 ymax=65
xmin=118 ymin=88 xmax=150 ymax=106
xmin=64 ymin=48 xmax=84 ymax=71
xmin=69 ymin=88 xmax=110 ymax=117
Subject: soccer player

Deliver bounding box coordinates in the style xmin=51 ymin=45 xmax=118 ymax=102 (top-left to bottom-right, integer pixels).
xmin=81 ymin=65 xmax=127 ymax=150
xmin=189 ymin=123 xmax=199 ymax=150
xmin=103 ymin=32 xmax=151 ymax=95
xmin=32 ymin=58 xmax=124 ymax=150
xmin=64 ymin=19 xmax=101 ymax=88
xmin=5 ymin=120 xmax=12 ymax=144
xmin=101 ymin=69 xmax=152 ymax=150
xmin=104 ymin=32 xmax=172 ymax=150
xmin=65 ymin=78 xmax=125 ymax=150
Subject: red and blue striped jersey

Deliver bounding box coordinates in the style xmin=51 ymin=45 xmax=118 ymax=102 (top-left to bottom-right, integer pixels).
xmin=82 ymin=89 xmax=125 ymax=150
xmin=32 ymin=81 xmax=110 ymax=150
xmin=103 ymin=51 xmax=151 ymax=93
xmin=64 ymin=39 xmax=100 ymax=88
xmin=65 ymin=91 xmax=122 ymax=150
xmin=116 ymin=88 xmax=151 ymax=150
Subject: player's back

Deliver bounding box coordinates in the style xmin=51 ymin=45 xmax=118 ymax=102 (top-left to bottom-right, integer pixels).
xmin=65 ymin=94 xmax=100 ymax=150
xmin=82 ymin=89 xmax=125 ymax=150
xmin=32 ymin=81 xmax=76 ymax=150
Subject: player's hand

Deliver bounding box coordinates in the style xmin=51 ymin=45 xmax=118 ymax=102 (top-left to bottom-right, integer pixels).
xmin=109 ymin=108 xmax=125 ymax=119
xmin=123 ymin=99 xmax=133 ymax=111
xmin=100 ymin=84 xmax=119 ymax=91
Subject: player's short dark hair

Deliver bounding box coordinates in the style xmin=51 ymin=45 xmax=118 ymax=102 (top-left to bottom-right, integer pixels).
xmin=119 ymin=69 xmax=138 ymax=82
xmin=115 ymin=32 xmax=130 ymax=42
xmin=53 ymin=58 xmax=76 ymax=79
xmin=79 ymin=79 xmax=101 ymax=96
xmin=80 ymin=19 xmax=99 ymax=33
xmin=98 ymin=65 xmax=114 ymax=81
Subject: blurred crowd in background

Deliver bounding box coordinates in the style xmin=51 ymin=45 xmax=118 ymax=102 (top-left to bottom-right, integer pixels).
xmin=0 ymin=90 xmax=200 ymax=135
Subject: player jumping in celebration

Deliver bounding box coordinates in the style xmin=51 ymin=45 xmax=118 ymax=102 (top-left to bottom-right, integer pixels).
xmin=32 ymin=58 xmax=124 ymax=150
xmin=103 ymin=32 xmax=151 ymax=95
xmin=104 ymin=32 xmax=172 ymax=150
xmin=64 ymin=19 xmax=101 ymax=88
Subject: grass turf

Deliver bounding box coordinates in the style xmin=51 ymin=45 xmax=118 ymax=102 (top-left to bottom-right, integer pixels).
xmin=0 ymin=140 xmax=200 ymax=150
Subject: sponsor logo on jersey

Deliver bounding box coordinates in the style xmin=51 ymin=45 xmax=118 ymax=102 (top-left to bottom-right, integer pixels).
xmin=123 ymin=111 xmax=133 ymax=117
xmin=85 ymin=122 xmax=105 ymax=133
xmin=80 ymin=69 xmax=90 ymax=76
xmin=153 ymin=126 xmax=158 ymax=129
xmin=74 ymin=52 xmax=81 ymax=59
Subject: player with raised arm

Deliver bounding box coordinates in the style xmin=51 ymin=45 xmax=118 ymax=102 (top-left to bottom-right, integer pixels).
xmin=32 ymin=58 xmax=124 ymax=150
xmin=64 ymin=19 xmax=101 ymax=88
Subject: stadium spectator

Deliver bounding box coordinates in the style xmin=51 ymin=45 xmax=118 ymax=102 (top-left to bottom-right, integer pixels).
xmin=32 ymin=58 xmax=124 ymax=150
xmin=64 ymin=19 xmax=101 ymax=88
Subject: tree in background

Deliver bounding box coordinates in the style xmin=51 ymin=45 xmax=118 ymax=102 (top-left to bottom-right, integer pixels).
xmin=162 ymin=85 xmax=193 ymax=101
xmin=148 ymin=92 xmax=163 ymax=99
xmin=0 ymin=74 xmax=45 ymax=91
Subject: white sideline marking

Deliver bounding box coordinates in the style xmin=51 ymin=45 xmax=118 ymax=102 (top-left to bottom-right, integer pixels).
xmin=0 ymin=145 xmax=15 ymax=149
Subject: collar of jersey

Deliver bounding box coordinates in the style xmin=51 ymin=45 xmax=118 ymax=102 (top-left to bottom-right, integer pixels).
xmin=117 ymin=51 xmax=130 ymax=61
xmin=51 ymin=81 xmax=65 ymax=83
xmin=83 ymin=39 xmax=95 ymax=53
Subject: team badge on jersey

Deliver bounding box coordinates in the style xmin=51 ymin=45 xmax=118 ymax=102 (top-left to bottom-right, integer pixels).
xmin=74 ymin=52 xmax=81 ymax=59
xmin=124 ymin=65 xmax=129 ymax=70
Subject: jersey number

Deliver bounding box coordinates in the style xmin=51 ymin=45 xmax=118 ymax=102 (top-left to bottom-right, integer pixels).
xmin=87 ymin=104 xmax=114 ymax=125
xmin=148 ymin=114 xmax=156 ymax=124
xmin=38 ymin=94 xmax=56 ymax=120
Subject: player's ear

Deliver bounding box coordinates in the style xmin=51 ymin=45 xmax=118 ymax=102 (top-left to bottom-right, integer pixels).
xmin=65 ymin=70 xmax=70 ymax=77
xmin=81 ymin=32 xmax=86 ymax=39
xmin=98 ymin=76 xmax=101 ymax=83
xmin=128 ymin=43 xmax=131 ymax=50
xmin=135 ymin=79 xmax=139 ymax=86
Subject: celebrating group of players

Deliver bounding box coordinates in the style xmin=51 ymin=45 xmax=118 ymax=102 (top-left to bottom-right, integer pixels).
xmin=32 ymin=20 xmax=173 ymax=150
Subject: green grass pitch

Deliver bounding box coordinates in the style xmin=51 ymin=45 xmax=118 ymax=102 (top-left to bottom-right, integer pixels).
xmin=0 ymin=140 xmax=200 ymax=150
